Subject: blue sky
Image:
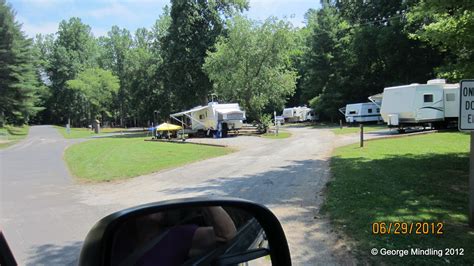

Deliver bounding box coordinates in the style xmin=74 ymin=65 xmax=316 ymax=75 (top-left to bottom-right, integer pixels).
xmin=9 ymin=0 xmax=321 ymax=38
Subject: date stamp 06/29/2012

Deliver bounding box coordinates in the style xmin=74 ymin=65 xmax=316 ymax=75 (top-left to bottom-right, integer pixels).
xmin=370 ymin=222 xmax=464 ymax=258
xmin=372 ymin=222 xmax=444 ymax=235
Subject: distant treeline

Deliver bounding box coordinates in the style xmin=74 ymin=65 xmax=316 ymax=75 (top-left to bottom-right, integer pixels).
xmin=1 ymin=0 xmax=472 ymax=126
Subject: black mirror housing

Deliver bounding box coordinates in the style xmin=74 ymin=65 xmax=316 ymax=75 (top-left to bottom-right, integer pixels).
xmin=79 ymin=197 xmax=291 ymax=266
xmin=0 ymin=231 xmax=17 ymax=266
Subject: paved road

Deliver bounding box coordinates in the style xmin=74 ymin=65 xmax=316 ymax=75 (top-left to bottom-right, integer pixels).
xmin=0 ymin=126 xmax=120 ymax=265
xmin=1 ymin=125 xmax=363 ymax=265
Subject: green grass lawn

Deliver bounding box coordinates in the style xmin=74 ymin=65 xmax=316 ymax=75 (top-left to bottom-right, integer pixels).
xmin=324 ymin=132 xmax=472 ymax=264
xmin=65 ymin=134 xmax=233 ymax=181
xmin=55 ymin=126 xmax=130 ymax=139
xmin=0 ymin=125 xmax=29 ymax=149
xmin=261 ymin=131 xmax=291 ymax=139
xmin=331 ymin=124 xmax=387 ymax=135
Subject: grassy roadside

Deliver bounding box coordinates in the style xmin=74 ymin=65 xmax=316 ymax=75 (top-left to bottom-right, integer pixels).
xmin=324 ymin=132 xmax=472 ymax=264
xmin=261 ymin=131 xmax=291 ymax=139
xmin=55 ymin=125 xmax=129 ymax=139
xmin=65 ymin=134 xmax=233 ymax=181
xmin=0 ymin=125 xmax=29 ymax=149
xmin=331 ymin=124 xmax=386 ymax=135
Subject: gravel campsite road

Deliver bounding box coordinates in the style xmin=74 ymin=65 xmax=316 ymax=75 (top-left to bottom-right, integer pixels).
xmin=1 ymin=125 xmax=391 ymax=265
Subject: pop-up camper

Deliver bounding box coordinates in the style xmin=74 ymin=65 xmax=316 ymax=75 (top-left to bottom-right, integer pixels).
xmin=282 ymin=106 xmax=318 ymax=123
xmin=339 ymin=102 xmax=382 ymax=123
xmin=380 ymin=79 xmax=459 ymax=131
xmin=170 ymin=102 xmax=246 ymax=137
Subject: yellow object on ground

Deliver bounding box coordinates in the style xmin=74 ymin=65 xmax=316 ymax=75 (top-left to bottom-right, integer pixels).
xmin=156 ymin=123 xmax=182 ymax=131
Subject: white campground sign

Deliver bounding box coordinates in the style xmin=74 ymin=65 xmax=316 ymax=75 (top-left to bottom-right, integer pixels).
xmin=460 ymin=80 xmax=474 ymax=228
xmin=460 ymin=80 xmax=474 ymax=130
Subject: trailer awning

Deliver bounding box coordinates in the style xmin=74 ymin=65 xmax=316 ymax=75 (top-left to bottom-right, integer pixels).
xmin=170 ymin=106 xmax=208 ymax=117
xmin=170 ymin=106 xmax=208 ymax=129
xmin=368 ymin=93 xmax=383 ymax=107
xmin=338 ymin=107 xmax=346 ymax=116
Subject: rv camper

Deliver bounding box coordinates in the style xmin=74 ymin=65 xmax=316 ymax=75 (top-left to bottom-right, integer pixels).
xmin=282 ymin=106 xmax=318 ymax=123
xmin=170 ymin=102 xmax=246 ymax=137
xmin=380 ymin=79 xmax=459 ymax=131
xmin=339 ymin=102 xmax=382 ymax=123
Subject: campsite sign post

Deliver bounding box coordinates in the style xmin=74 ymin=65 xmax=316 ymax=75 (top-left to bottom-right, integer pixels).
xmin=459 ymin=80 xmax=474 ymax=227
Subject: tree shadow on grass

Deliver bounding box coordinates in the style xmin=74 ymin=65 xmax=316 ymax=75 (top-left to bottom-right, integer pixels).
xmin=326 ymin=152 xmax=473 ymax=264
xmin=26 ymin=241 xmax=82 ymax=266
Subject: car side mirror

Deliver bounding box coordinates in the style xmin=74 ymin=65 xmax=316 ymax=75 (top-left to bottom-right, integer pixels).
xmin=79 ymin=198 xmax=291 ymax=266
xmin=0 ymin=231 xmax=17 ymax=266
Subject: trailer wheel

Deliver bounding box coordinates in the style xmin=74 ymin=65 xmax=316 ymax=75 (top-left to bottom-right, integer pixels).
xmin=397 ymin=128 xmax=405 ymax=134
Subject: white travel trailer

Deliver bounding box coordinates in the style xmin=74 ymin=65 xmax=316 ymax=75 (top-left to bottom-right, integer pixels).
xmin=380 ymin=79 xmax=460 ymax=131
xmin=170 ymin=102 xmax=246 ymax=137
xmin=339 ymin=102 xmax=382 ymax=123
xmin=282 ymin=106 xmax=318 ymax=122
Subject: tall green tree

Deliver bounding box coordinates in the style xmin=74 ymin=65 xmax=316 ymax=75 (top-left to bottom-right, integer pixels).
xmin=0 ymin=0 xmax=42 ymax=125
xmin=160 ymin=0 xmax=248 ymax=115
xmin=33 ymin=33 xmax=54 ymax=73
xmin=44 ymin=17 xmax=98 ymax=125
xmin=98 ymin=26 xmax=133 ymax=125
xmin=203 ymin=16 xmax=297 ymax=121
xmin=66 ymin=68 xmax=119 ymax=123
xmin=336 ymin=0 xmax=441 ymax=93
xmin=302 ymin=5 xmax=352 ymax=120
xmin=407 ymin=0 xmax=474 ymax=79
xmin=98 ymin=26 xmax=132 ymax=78
xmin=123 ymin=27 xmax=160 ymax=126
xmin=122 ymin=8 xmax=172 ymax=126
xmin=31 ymin=33 xmax=54 ymax=124
xmin=151 ymin=5 xmax=171 ymax=54
xmin=285 ymin=9 xmax=318 ymax=107
xmin=93 ymin=7 xmax=171 ymax=127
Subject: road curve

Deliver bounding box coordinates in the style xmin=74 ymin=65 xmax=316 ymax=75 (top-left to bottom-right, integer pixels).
xmin=0 ymin=126 xmax=120 ymax=265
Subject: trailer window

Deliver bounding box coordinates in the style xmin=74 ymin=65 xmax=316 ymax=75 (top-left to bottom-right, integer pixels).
xmin=349 ymin=111 xmax=357 ymax=115
xmin=446 ymin=93 xmax=455 ymax=102
xmin=199 ymin=114 xmax=204 ymax=120
xmin=376 ymin=108 xmax=380 ymax=113
xmin=424 ymin=94 xmax=433 ymax=103
xmin=368 ymin=108 xmax=372 ymax=113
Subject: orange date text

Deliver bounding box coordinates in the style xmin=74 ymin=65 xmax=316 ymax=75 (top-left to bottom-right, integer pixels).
xmin=371 ymin=222 xmax=444 ymax=235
